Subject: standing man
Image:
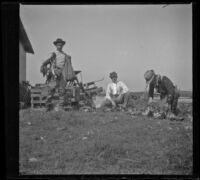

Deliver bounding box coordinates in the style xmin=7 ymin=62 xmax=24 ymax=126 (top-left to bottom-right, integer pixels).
xmin=40 ymin=38 xmax=76 ymax=111
xmin=100 ymin=71 xmax=132 ymax=109
xmin=143 ymin=69 xmax=180 ymax=117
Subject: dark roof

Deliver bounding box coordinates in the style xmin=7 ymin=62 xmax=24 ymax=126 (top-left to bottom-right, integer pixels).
xmin=19 ymin=18 xmax=34 ymax=54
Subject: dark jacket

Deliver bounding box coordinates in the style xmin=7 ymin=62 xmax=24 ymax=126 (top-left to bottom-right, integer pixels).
xmin=148 ymin=75 xmax=175 ymax=99
xmin=62 ymin=53 xmax=75 ymax=81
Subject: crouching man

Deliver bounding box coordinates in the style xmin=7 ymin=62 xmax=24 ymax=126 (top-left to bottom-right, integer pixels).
xmin=143 ymin=69 xmax=180 ymax=118
xmin=100 ymin=71 xmax=132 ymax=109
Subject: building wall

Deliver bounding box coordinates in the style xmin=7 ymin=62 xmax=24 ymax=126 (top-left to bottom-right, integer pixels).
xmin=19 ymin=41 xmax=26 ymax=82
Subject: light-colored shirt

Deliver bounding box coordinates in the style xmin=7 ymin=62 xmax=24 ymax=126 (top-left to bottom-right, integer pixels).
xmin=45 ymin=50 xmax=66 ymax=69
xmin=54 ymin=50 xmax=66 ymax=68
xmin=106 ymin=81 xmax=129 ymax=101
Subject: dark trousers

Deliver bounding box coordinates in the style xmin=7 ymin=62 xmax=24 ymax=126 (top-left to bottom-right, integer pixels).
xmin=170 ymin=88 xmax=180 ymax=114
xmin=46 ymin=73 xmax=66 ymax=110
xmin=160 ymin=88 xmax=180 ymax=115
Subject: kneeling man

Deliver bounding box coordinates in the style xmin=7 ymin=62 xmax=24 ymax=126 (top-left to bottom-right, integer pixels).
xmin=100 ymin=71 xmax=131 ymax=109
xmin=144 ymin=69 xmax=180 ymax=117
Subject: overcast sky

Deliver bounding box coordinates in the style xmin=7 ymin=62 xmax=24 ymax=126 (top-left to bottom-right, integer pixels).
xmin=20 ymin=4 xmax=192 ymax=91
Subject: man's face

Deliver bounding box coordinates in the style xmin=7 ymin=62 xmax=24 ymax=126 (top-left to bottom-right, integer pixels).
xmin=111 ymin=76 xmax=118 ymax=83
xmin=55 ymin=43 xmax=63 ymax=51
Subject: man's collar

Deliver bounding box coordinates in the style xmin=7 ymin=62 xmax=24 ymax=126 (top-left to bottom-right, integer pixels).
xmin=112 ymin=80 xmax=119 ymax=84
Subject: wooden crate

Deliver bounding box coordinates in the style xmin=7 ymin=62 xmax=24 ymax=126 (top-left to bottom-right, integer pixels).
xmin=31 ymin=87 xmax=49 ymax=108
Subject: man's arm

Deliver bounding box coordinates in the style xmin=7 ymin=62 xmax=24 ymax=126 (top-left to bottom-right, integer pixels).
xmin=42 ymin=52 xmax=55 ymax=66
xmin=40 ymin=53 xmax=53 ymax=74
xmin=148 ymin=82 xmax=154 ymax=98
xmin=147 ymin=82 xmax=154 ymax=104
xmin=105 ymin=84 xmax=116 ymax=107
xmin=105 ymin=84 xmax=112 ymax=100
xmin=118 ymin=81 xmax=129 ymax=94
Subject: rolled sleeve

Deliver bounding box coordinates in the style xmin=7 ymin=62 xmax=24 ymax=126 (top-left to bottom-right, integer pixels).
xmin=105 ymin=84 xmax=112 ymax=100
xmin=119 ymin=81 xmax=129 ymax=94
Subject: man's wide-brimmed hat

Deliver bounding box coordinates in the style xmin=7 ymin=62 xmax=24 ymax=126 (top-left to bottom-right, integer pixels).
xmin=109 ymin=71 xmax=118 ymax=78
xmin=144 ymin=69 xmax=155 ymax=84
xmin=53 ymin=38 xmax=66 ymax=46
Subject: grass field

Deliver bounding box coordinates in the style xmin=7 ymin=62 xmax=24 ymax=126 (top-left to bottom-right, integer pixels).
xmin=19 ymin=100 xmax=192 ymax=175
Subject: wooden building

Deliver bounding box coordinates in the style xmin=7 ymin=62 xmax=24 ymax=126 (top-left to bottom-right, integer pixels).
xmin=19 ymin=18 xmax=34 ymax=82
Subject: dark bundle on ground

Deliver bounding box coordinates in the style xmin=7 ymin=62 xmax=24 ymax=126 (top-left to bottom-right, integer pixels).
xmin=127 ymin=94 xmax=192 ymax=121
